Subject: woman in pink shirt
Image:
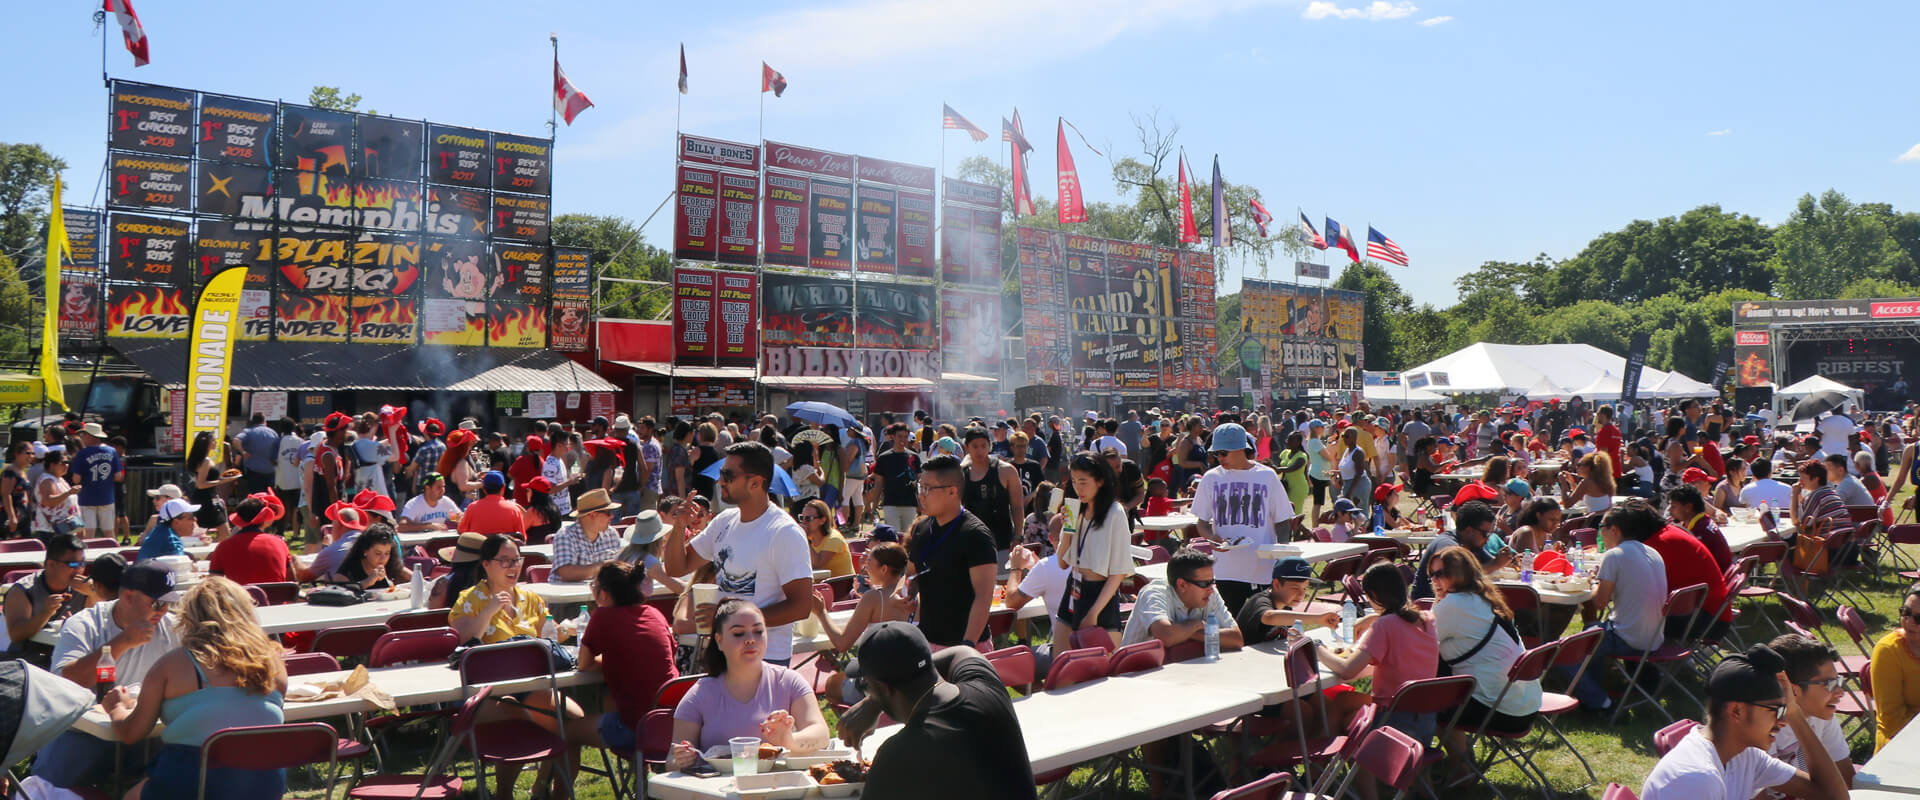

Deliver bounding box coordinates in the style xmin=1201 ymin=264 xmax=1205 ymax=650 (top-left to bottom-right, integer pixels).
xmin=1318 ymin=561 xmax=1440 ymax=744
xmin=666 ymin=600 xmax=831 ymax=767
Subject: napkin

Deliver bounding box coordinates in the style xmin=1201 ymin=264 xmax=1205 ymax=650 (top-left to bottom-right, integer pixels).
xmin=284 ymin=664 xmax=395 ymax=710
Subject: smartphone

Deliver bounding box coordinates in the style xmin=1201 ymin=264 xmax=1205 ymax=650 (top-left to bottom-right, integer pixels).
xmin=685 ymin=761 xmax=720 ymax=778
xmin=1047 ymin=487 xmax=1064 ymax=514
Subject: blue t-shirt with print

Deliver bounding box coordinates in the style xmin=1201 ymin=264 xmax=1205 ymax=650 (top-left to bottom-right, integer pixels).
xmin=74 ymin=445 xmax=121 ymax=507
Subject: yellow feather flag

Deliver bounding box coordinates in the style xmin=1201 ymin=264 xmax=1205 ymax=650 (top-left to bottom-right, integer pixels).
xmin=185 ymin=266 xmax=246 ymax=458
xmin=39 ymin=177 xmax=67 ymax=410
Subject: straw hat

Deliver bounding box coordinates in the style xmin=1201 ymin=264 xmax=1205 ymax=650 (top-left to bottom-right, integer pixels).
xmin=439 ymin=531 xmax=488 ymax=563
xmin=571 ymin=488 xmax=621 ymax=518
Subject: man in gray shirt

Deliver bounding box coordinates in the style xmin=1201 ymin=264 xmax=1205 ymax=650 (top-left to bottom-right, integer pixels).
xmin=1563 ymin=500 xmax=1668 ymax=713
xmin=1400 ymin=411 xmax=1432 ymax=472
xmin=1826 ymin=454 xmax=1875 ymax=508
xmin=1117 ymin=411 xmax=1144 ymax=461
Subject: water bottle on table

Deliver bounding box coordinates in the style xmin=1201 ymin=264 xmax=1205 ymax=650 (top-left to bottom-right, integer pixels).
xmin=1520 ymin=549 xmax=1535 ymax=584
xmin=1203 ymin=614 xmax=1221 ymax=662
xmin=1339 ymin=598 xmax=1356 ymax=642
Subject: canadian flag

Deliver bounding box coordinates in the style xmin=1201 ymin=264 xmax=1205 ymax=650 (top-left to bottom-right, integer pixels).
xmin=104 ymin=0 xmax=149 ymax=67
xmin=553 ymin=59 xmax=593 ymax=125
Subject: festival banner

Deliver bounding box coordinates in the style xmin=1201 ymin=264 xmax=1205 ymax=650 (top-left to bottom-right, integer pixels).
xmin=57 ymin=276 xmax=100 ymax=339
xmin=941 ymin=288 xmax=1002 ymax=377
xmin=1015 ymin=227 xmax=1069 ymax=384
xmin=185 ymin=267 xmax=246 ymax=457
xmin=196 ymin=94 xmax=275 ymax=165
xmin=358 ymin=116 xmax=424 ymax=182
xmin=347 ymin=232 xmax=423 ymax=295
xmin=421 ymin=297 xmax=486 ymax=345
xmin=1239 ymin=280 xmax=1363 ymax=390
xmin=763 ymin=272 xmax=854 ymax=348
xmin=855 ymin=281 xmax=936 ymax=350
xmin=427 ymin=124 xmax=493 ymax=188
xmin=108 ymin=152 xmax=191 ymax=212
xmin=679 ymin=134 xmax=760 ymax=172
xmin=487 ymin=303 xmax=547 ymax=348
xmin=425 ymin=186 xmax=489 ymax=238
xmin=940 ymin=178 xmax=1001 ymax=286
xmin=971 ymin=208 xmax=1002 ymax=283
xmin=672 ymin=164 xmax=720 ymax=261
xmin=762 ymin=346 xmax=941 ymax=379
xmin=62 ymin=209 xmax=103 ymax=274
xmin=109 ymin=81 xmax=195 ymax=157
xmin=896 ymin=188 xmax=935 ymax=278
xmin=492 ymin=193 xmax=551 ymax=243
xmin=808 ymin=178 xmax=854 ymax=270
xmin=191 ymin=219 xmax=272 ymax=290
xmin=551 ymin=247 xmax=591 ymax=300
xmin=550 ymin=299 xmax=589 ymax=352
xmin=107 ymin=285 xmax=190 ymax=338
xmin=108 ymin=213 xmax=191 ymax=285
xmin=941 ymin=203 xmax=972 ymax=282
xmin=715 ymin=271 xmax=759 ymax=368
xmin=1177 ymin=251 xmax=1218 ymax=322
xmin=238 ymin=289 xmax=272 ymax=341
xmin=494 ymin=244 xmax=548 ymax=300
xmin=423 ymin=237 xmax=493 ymax=300
xmin=273 ymin=293 xmax=351 ymax=342
xmin=672 ymin=267 xmax=718 ymax=365
xmin=194 ymin=163 xmax=271 ymax=218
xmin=279 ymin=104 xmax=356 ymax=175
xmin=854 ymin=156 xmax=936 ymax=193
xmin=716 ymin=171 xmax=759 ymax=266
xmin=766 ymin=141 xmax=855 ymax=179
xmin=351 ymin=179 xmax=424 ymax=232
xmin=672 ymin=381 xmax=752 ymax=415
xmin=854 ymin=183 xmax=897 ymax=273
xmin=270 ymin=227 xmax=352 ymax=292
xmin=762 ymin=173 xmax=809 ymax=267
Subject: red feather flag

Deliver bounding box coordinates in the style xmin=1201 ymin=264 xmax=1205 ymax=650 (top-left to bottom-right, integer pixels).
xmin=1056 ymin=119 xmax=1086 ymax=224
xmin=1176 ymin=151 xmax=1201 ymax=244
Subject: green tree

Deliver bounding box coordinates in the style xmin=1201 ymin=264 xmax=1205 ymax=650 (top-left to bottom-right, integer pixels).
xmin=1533 ymin=300 xmax=1636 ymax=355
xmin=307 ymin=86 xmax=364 ymax=112
xmin=1546 ymin=205 xmax=1773 ymax=305
xmin=0 ymin=144 xmax=67 ymax=262
xmin=1331 ymin=262 xmax=1412 ymax=371
xmin=1770 ymin=190 xmax=1915 ymax=299
xmin=550 ymin=214 xmax=671 ymax=319
xmin=1454 ymin=256 xmax=1553 ymax=304
xmin=1391 ymin=304 xmax=1454 ymax=369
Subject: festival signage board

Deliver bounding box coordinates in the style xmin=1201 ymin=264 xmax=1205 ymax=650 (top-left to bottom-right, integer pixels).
xmin=672 ymin=266 xmax=717 ymax=365
xmin=194 ymin=163 xmax=271 ymax=218
xmin=273 ymin=293 xmax=351 ymax=342
xmin=1017 ymin=226 xmax=1221 ymax=392
xmin=346 ymin=232 xmax=423 ymax=295
xmin=109 ymin=82 xmax=195 ymax=157
xmin=855 ymin=281 xmax=936 ymax=350
xmin=808 ymin=178 xmax=854 ymax=270
xmin=422 ymin=237 xmax=493 ymax=300
xmin=279 ymin=104 xmax=357 ymax=175
xmin=351 ymin=179 xmax=424 ymax=231
xmin=1016 ymin=227 xmax=1070 ymax=385
xmin=672 ymin=165 xmax=721 ymax=262
xmin=425 ymin=186 xmax=489 ymax=238
xmin=427 ymin=124 xmax=493 ymax=189
xmin=672 ymin=381 xmax=753 ymax=415
xmin=715 ymin=271 xmax=758 ymax=368
xmin=896 ymin=189 xmax=935 ymax=278
xmin=107 ymin=285 xmax=190 ymax=338
xmin=1239 ymin=280 xmax=1364 ymax=390
xmin=349 ymin=296 xmax=418 ymax=344
xmin=270 ymin=227 xmax=352 ymax=291
xmin=550 ymin=299 xmax=589 ymax=352
xmin=491 ymin=193 xmax=550 ymax=243
xmin=358 ymin=116 xmax=424 ymax=182
xmin=487 ymin=303 xmax=547 ymax=348
xmin=62 ymin=209 xmax=102 ymax=274
xmin=191 ymin=220 xmax=273 ymax=290
xmin=762 ymin=346 xmax=941 ymax=379
xmin=238 ymin=290 xmax=272 ymax=341
xmin=550 ymin=247 xmax=591 ymax=300
xmin=715 ymin=171 xmax=759 ymax=266
xmin=942 ymin=288 xmax=1002 ymax=378
xmin=108 ymin=152 xmax=192 ymax=212
xmin=494 ymin=244 xmax=548 ymax=300
xmin=420 ymin=297 xmax=486 ymax=345
xmin=763 ymin=272 xmax=855 ymax=348
xmin=196 ymin=94 xmax=275 ymax=165
xmin=674 ymin=135 xmax=759 ymax=266
xmin=941 ymin=178 xmax=1002 ymax=286
xmin=58 ymin=277 xmax=100 ymax=340
xmin=108 ymin=213 xmax=191 ymax=285
xmin=762 ymin=172 xmax=809 ymax=267
xmin=854 ymin=183 xmax=897 ymax=274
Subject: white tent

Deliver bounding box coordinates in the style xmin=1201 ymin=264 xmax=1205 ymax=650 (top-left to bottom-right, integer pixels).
xmin=1363 ymin=385 xmax=1448 ymax=408
xmin=1402 ymin=342 xmax=1693 ymax=397
xmin=1648 ymin=371 xmax=1718 ymax=398
xmin=1522 ymin=376 xmax=1572 ymax=401
xmin=1776 ymin=375 xmax=1865 ymax=407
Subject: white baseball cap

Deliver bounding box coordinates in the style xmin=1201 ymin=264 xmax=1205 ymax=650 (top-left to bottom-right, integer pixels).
xmin=145 ymin=483 xmax=183 ymax=499
xmin=158 ymin=498 xmax=201 ymax=522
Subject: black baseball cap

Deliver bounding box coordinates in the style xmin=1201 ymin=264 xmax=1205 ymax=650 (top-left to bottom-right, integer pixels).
xmin=1272 ymin=557 xmax=1318 ymax=582
xmin=846 ymin=621 xmax=934 ymax=687
xmin=121 ymin=563 xmax=184 ymax=604
xmin=1707 ymin=644 xmax=1787 ymax=704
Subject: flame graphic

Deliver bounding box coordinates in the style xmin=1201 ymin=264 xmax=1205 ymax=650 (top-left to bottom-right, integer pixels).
xmin=488 ymin=304 xmax=546 ymax=347
xmin=352 ymin=298 xmax=418 ymax=343
xmin=292 ymin=168 xmax=354 ymax=207
xmin=353 ymin=181 xmax=419 ymax=211
xmin=277 ymin=295 xmax=350 ymax=340
xmin=108 ymin=287 xmax=189 ymax=333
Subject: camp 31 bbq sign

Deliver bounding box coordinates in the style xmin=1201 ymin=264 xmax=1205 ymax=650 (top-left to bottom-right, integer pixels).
xmin=100 ymin=79 xmax=571 ymax=346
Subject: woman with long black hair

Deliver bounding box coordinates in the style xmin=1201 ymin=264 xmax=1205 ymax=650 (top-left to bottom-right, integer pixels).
xmin=1056 ymin=453 xmax=1135 ymax=645
xmin=520 ymin=476 xmax=563 ymax=544
xmin=185 ymin=431 xmax=238 ymax=506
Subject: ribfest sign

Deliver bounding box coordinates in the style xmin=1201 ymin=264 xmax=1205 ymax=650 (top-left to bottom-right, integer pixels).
xmin=100 ymin=80 xmax=585 ymax=351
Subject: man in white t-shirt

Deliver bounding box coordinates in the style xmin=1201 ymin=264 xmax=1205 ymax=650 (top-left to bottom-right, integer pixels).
xmin=1814 ymin=410 xmax=1858 ymax=472
xmin=1092 ymin=418 xmax=1128 ymax=458
xmin=398 ymin=473 xmax=463 ymax=532
xmin=1001 ymin=517 xmax=1071 ymax=653
xmin=1760 ymin=634 xmax=1855 ymax=796
xmin=1739 ymin=460 xmax=1795 ymax=513
xmin=1640 ymin=644 xmax=1847 ymax=800
xmin=1192 ymin=423 xmax=1294 ymax=614
xmin=663 ymin=442 xmax=814 ymax=666
xmin=32 ymin=562 xmax=183 ymax=788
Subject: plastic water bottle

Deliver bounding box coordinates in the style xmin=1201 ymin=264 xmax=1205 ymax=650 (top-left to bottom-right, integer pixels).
xmin=409 ymin=570 xmax=426 ymax=609
xmin=1292 ymin=620 xmax=1307 ymax=642
xmin=1340 ymin=598 xmax=1357 ymax=642
xmin=1203 ymin=615 xmax=1221 ymax=662
xmin=540 ymin=614 xmax=558 ymax=642
xmin=1571 ymin=548 xmax=1583 ymax=576
xmin=1520 ymin=550 xmax=1536 ymax=584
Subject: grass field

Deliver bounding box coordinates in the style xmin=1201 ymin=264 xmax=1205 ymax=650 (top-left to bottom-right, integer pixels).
xmin=282 ymin=485 xmax=1919 ymax=799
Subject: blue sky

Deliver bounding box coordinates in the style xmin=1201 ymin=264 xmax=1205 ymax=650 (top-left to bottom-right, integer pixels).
xmin=9 ymin=0 xmax=1920 ymax=306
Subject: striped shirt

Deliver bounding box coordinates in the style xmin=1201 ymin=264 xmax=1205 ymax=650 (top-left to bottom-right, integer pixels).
xmin=1799 ymin=485 xmax=1855 ymax=540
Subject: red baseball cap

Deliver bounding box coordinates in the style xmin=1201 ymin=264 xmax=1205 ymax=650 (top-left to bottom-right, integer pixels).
xmin=1681 ymin=467 xmax=1713 ymax=485
xmin=1450 ymin=483 xmax=1502 ymax=507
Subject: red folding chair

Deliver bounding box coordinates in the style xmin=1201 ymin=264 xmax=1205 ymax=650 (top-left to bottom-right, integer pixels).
xmin=824 ymin=573 xmax=858 ymax=600
xmin=1497 ymin=583 xmax=1547 ymax=645
xmin=1142 ymin=544 xmax=1172 ymax=565
xmin=1612 ymin=583 xmax=1710 ymax=724
xmin=1315 ymin=553 xmax=1366 ymax=604
xmin=1602 ymin=783 xmax=1640 ymax=800
xmin=1376 ymin=675 xmax=1477 ymax=795
xmin=1042 ymin=646 xmax=1110 ymax=690
xmin=0 ymin=539 xmax=43 ymax=553
xmin=384 ymin=607 xmax=452 ymax=632
xmin=369 ymin=628 xmax=461 ymax=668
xmin=255 ymin=581 xmax=301 ymax=605
xmin=1329 ymin=726 xmax=1427 ymax=800
xmin=985 ymin=645 xmax=1037 ymax=693
xmin=457 ymin=640 xmax=572 ymax=800
xmin=1240 ymin=635 xmax=1338 ymax=785
xmin=1070 ymin=626 xmax=1117 ymax=654
xmin=345 ymin=686 xmax=490 ymax=799
xmin=1523 ymin=626 xmax=1605 ymax=790
xmin=1892 ymin=524 xmax=1920 ymax=580
xmin=1208 ymin=771 xmax=1292 ymax=800
xmin=1462 ymin=640 xmax=1562 ymax=799
xmin=1834 ymin=606 xmax=1878 ymax=739
xmin=1736 ymin=540 xmax=1790 ymax=637
xmin=521 ymin=564 xmax=551 ymax=583
xmin=82 ymin=537 xmax=117 ymax=549
xmin=1300 ymin=702 xmax=1378 ymax=796
xmin=1652 ymin=718 xmax=1700 ymax=756
xmin=1106 ymin=639 xmax=1166 ymax=676
xmin=198 ymin=723 xmax=339 ymax=800
xmin=244 ymin=584 xmax=271 ymax=607
xmin=313 ymin=624 xmax=389 ymax=665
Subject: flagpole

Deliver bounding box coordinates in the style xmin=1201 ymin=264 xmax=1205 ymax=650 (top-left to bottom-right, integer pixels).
xmin=95 ymin=8 xmax=108 ymax=87
xmin=548 ymin=34 xmax=560 ymax=136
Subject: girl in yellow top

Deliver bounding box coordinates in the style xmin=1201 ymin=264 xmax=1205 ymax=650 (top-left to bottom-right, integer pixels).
xmin=448 ymin=534 xmax=550 ymax=644
xmin=446 ymin=533 xmax=581 ymax=798
xmin=1873 ymin=587 xmax=1920 ymax=751
xmin=797 ymin=498 xmax=855 ymax=578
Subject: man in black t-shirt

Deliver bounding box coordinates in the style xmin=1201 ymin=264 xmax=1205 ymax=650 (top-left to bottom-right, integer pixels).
xmin=907 ymin=455 xmax=998 ymax=647
xmin=838 ymin=623 xmax=1036 ymax=800
xmin=871 ymin=423 xmax=921 ymax=532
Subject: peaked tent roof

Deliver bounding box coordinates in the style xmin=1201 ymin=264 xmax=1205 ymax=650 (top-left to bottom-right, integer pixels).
xmin=1522 ymin=376 xmax=1572 ymax=401
xmin=1401 ymin=342 xmax=1684 ymax=396
xmin=1648 ymin=371 xmax=1718 ymax=398
xmin=1775 ymin=374 xmax=1861 ymax=399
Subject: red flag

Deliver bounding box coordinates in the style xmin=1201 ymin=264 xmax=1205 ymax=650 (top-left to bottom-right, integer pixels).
xmin=1010 ymin=110 xmax=1035 ymax=217
xmin=1248 ymin=198 xmax=1273 ymax=237
xmin=553 ymin=59 xmax=593 ymax=125
xmin=1176 ymin=151 xmax=1200 ymax=244
xmin=761 ymin=62 xmax=787 ymax=97
xmin=103 ymin=0 xmax=150 ymax=67
xmin=1056 ymin=119 xmax=1086 ymax=224
xmin=678 ymin=43 xmax=688 ymax=94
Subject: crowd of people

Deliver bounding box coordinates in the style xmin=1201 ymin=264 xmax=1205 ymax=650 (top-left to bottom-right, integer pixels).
xmin=5 ymin=393 xmax=1920 ymax=799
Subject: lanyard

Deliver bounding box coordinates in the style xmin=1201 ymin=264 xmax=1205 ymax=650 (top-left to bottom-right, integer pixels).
xmin=917 ymin=514 xmax=965 ymax=571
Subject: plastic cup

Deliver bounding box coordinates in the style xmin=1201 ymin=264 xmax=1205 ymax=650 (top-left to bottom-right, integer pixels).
xmin=729 ymin=736 xmax=761 ymax=776
xmin=691 ymin=584 xmax=719 ymax=634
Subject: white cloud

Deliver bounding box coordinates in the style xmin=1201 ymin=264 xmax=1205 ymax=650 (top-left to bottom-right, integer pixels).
xmin=1303 ymin=1 xmax=1420 ymax=21
xmin=1898 ymin=143 xmax=1920 ymax=163
xmin=1418 ymin=15 xmax=1452 ymax=25
xmin=1706 ymin=129 xmax=1732 ymax=136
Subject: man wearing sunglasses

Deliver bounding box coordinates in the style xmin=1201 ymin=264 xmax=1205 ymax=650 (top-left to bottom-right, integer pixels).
xmin=1119 ymin=547 xmax=1243 ymax=651
xmin=1762 ymin=634 xmax=1856 ymax=794
xmin=1640 ymin=644 xmax=1847 ymax=800
xmin=30 ymin=562 xmax=183 ymax=789
xmin=3 ymin=532 xmax=91 ymax=665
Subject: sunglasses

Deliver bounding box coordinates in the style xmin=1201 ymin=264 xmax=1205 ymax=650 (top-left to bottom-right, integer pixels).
xmin=1903 ymin=608 xmax=1920 ymax=621
xmin=52 ymin=560 xmax=83 ymax=569
xmin=1182 ymin=577 xmax=1216 ymax=589
xmin=1749 ymin=701 xmax=1786 ymax=721
xmin=917 ymin=483 xmax=955 ymax=494
xmin=1795 ymin=675 xmax=1845 ymax=692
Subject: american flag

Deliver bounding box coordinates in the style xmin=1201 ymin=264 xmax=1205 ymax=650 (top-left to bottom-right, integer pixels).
xmin=1366 ymin=226 xmax=1409 ymax=266
xmin=943 ymin=104 xmax=988 ymax=142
